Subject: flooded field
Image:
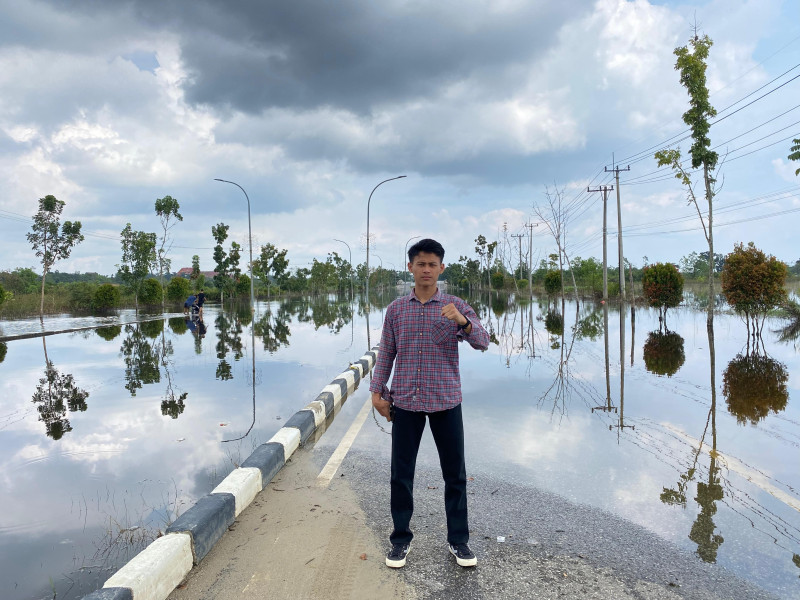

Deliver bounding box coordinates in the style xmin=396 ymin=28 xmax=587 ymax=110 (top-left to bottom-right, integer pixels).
xmin=1 ymin=291 xmax=798 ymax=599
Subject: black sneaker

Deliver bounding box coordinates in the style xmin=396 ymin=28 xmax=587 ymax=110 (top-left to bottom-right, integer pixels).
xmin=448 ymin=542 xmax=477 ymax=567
xmin=386 ymin=543 xmax=411 ymax=568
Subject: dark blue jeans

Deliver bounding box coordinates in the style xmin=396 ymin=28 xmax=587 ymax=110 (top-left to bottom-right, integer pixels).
xmin=390 ymin=404 xmax=469 ymax=545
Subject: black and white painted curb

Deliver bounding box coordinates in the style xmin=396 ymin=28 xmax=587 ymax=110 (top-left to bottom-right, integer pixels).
xmin=81 ymin=347 xmax=379 ymax=600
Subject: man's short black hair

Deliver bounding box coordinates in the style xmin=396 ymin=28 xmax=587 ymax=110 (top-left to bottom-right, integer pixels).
xmin=408 ymin=238 xmax=445 ymax=263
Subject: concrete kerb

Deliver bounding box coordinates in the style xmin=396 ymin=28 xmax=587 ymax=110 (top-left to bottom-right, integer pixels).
xmin=82 ymin=347 xmax=379 ymax=600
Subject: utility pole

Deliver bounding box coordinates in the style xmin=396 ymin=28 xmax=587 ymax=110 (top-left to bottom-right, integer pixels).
xmin=605 ymin=161 xmax=630 ymax=301
xmin=524 ymin=222 xmax=538 ymax=294
xmin=511 ymin=233 xmax=524 ymax=280
xmin=588 ymin=185 xmax=614 ymax=301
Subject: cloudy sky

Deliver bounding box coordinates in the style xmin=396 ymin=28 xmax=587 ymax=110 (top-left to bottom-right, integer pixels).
xmin=1 ymin=0 xmax=798 ymax=278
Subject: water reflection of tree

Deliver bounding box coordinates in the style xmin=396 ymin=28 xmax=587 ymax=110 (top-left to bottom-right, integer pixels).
xmin=155 ymin=319 xmax=188 ymax=419
xmin=660 ymin=317 xmax=724 ymax=563
xmin=722 ymin=350 xmax=789 ymax=426
xmin=120 ymin=323 xmax=161 ymax=395
xmin=96 ymin=325 xmax=122 ymax=341
xmin=32 ymin=337 xmax=89 ymax=440
xmin=215 ymin=311 xmax=244 ymax=381
xmin=574 ymin=308 xmax=603 ymax=341
xmin=168 ymin=317 xmax=188 ymax=335
xmin=643 ymin=331 xmax=686 ymax=377
xmin=253 ymin=304 xmax=292 ymax=353
xmin=294 ymin=296 xmax=354 ymax=333
xmin=774 ymin=299 xmax=800 ymax=349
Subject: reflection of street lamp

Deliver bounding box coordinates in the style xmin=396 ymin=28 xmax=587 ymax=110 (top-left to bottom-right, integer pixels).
xmin=213 ymin=178 xmax=255 ymax=314
xmin=366 ymin=176 xmax=406 ymax=306
xmin=403 ymin=235 xmax=421 ymax=282
xmin=333 ymin=238 xmax=353 ymax=299
xmin=374 ymin=254 xmax=384 ymax=291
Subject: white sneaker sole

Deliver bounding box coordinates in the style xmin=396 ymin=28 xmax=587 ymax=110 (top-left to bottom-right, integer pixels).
xmin=449 ymin=546 xmax=477 ymax=567
xmin=386 ymin=546 xmax=410 ymax=568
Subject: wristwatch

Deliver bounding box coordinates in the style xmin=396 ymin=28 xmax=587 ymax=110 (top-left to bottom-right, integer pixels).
xmin=459 ymin=317 xmax=470 ymax=330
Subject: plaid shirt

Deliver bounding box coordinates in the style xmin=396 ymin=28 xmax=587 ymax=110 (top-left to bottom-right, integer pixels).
xmin=369 ymin=288 xmax=489 ymax=412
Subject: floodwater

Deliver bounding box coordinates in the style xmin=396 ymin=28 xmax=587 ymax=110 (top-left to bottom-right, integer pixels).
xmin=1 ymin=291 xmax=799 ymax=599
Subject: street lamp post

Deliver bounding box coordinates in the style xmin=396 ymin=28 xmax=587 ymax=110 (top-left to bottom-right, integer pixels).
xmin=333 ymin=238 xmax=354 ymax=299
xmin=213 ymin=178 xmax=255 ymax=314
xmin=366 ymin=176 xmax=406 ymax=307
xmin=403 ymin=235 xmax=421 ymax=282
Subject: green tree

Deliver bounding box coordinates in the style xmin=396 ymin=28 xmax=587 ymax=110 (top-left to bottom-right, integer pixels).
xmin=236 ymin=273 xmax=251 ymax=297
xmin=212 ymin=223 xmax=231 ymax=304
xmin=721 ymin=242 xmax=787 ymax=338
xmin=154 ymin=195 xmax=183 ymax=311
xmin=544 ymin=270 xmax=561 ymax=296
xmin=166 ymin=276 xmax=191 ymax=303
xmin=642 ymin=263 xmax=683 ymax=329
xmin=458 ymin=256 xmax=481 ymax=293
xmin=474 ymin=235 xmax=498 ymax=289
xmin=789 ymin=137 xmax=800 ymax=175
xmin=0 ymin=268 xmax=40 ymax=295
xmin=93 ymin=284 xmax=120 ymax=311
xmin=26 ymin=194 xmax=84 ymax=316
xmin=191 ymin=254 xmax=201 ymax=288
xmin=140 ymin=277 xmax=163 ymax=305
xmin=309 ymin=258 xmax=337 ymax=293
xmin=118 ymin=224 xmax=156 ymax=313
xmin=0 ymin=282 xmax=5 ymax=307
xmin=253 ymin=243 xmax=290 ymax=297
xmin=655 ymin=34 xmax=719 ymax=324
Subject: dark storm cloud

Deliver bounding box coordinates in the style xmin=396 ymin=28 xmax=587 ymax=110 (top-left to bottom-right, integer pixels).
xmin=47 ymin=0 xmax=592 ymax=114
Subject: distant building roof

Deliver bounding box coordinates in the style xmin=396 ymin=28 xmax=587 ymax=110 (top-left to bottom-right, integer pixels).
xmin=176 ymin=267 xmax=218 ymax=278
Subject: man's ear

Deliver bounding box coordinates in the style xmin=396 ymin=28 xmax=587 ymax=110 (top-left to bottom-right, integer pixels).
xmin=439 ymin=263 xmax=445 ymax=273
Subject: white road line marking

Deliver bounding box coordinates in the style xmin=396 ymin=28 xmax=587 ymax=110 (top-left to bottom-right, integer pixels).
xmin=316 ymin=397 xmax=374 ymax=487
xmin=662 ymin=423 xmax=800 ymax=512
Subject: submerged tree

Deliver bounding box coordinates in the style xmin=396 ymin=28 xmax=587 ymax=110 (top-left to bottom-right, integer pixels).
xmin=642 ymin=263 xmax=683 ymax=329
xmin=721 ymin=242 xmax=787 ymax=339
xmin=27 ymin=194 xmax=84 ymax=316
xmin=118 ymin=224 xmax=157 ymax=314
xmin=253 ymin=243 xmax=290 ymax=298
xmin=212 ymin=223 xmax=232 ymax=305
xmin=154 ymin=195 xmax=183 ymax=311
xmin=654 ymin=34 xmax=721 ymax=325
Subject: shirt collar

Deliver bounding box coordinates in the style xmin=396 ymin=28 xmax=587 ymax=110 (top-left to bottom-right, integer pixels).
xmin=409 ymin=287 xmax=443 ymax=304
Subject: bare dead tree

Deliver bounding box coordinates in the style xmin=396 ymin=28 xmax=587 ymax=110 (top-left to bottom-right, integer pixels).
xmin=533 ymin=185 xmax=580 ymax=305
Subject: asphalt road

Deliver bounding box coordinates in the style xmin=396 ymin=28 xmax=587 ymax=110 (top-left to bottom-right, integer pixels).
xmin=168 ymin=394 xmax=783 ymax=600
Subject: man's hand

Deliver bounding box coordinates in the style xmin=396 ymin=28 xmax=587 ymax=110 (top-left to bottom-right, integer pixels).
xmin=372 ymin=392 xmax=393 ymax=422
xmin=441 ymin=303 xmax=468 ymax=326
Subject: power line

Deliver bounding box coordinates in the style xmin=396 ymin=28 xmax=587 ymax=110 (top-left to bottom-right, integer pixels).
xmin=616 ymin=62 xmax=800 ymax=165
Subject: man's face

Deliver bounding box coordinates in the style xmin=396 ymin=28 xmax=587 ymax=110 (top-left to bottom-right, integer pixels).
xmin=409 ymin=251 xmax=444 ymax=286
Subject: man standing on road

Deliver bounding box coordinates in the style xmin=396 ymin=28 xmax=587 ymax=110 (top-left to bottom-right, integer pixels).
xmin=370 ymin=238 xmax=489 ymax=569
